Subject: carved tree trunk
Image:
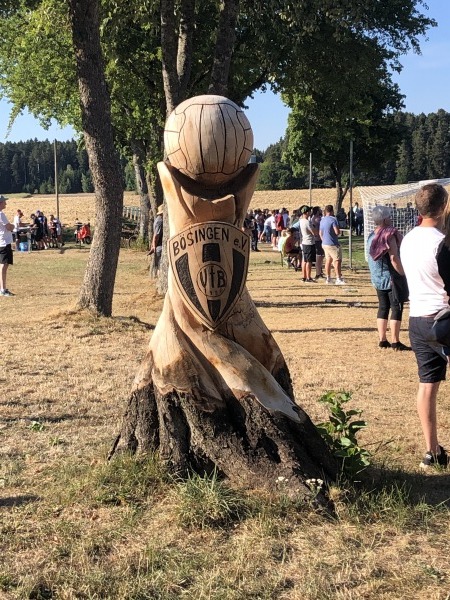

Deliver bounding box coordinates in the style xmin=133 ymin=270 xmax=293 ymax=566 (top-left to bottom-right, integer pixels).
xmin=114 ymin=139 xmax=338 ymax=499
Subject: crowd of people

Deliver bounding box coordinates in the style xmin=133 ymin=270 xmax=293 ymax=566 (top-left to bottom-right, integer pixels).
xmin=365 ymin=183 xmax=450 ymax=469
xmin=13 ymin=209 xmax=64 ymax=250
xmin=243 ymin=204 xmax=346 ymax=284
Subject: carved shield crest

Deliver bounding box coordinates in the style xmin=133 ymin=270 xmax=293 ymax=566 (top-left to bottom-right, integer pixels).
xmin=168 ymin=221 xmax=250 ymax=330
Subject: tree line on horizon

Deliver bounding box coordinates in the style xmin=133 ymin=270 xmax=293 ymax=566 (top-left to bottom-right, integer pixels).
xmin=0 ymin=139 xmax=136 ymax=195
xmin=256 ymin=109 xmax=450 ymax=191
xmin=2 ymin=108 xmax=449 ymax=196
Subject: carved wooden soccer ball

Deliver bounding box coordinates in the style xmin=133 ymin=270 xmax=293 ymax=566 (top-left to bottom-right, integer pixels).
xmin=164 ymin=95 xmax=254 ymax=186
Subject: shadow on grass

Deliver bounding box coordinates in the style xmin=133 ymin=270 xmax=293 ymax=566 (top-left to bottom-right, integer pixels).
xmin=364 ymin=465 xmax=450 ymax=507
xmin=255 ymin=300 xmax=378 ymax=309
xmin=0 ymin=494 xmax=40 ymax=508
xmin=275 ymin=327 xmax=376 ymax=334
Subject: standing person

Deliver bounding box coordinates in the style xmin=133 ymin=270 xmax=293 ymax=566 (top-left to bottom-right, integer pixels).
xmin=48 ymin=214 xmax=58 ymax=247
xmin=310 ymin=206 xmax=324 ymax=278
xmin=367 ymin=206 xmax=410 ymax=350
xmin=150 ymin=205 xmax=164 ymax=275
xmin=401 ymin=183 xmax=450 ymax=469
xmin=34 ymin=211 xmax=45 ymax=250
xmin=13 ymin=209 xmax=23 ymax=250
xmin=0 ymin=195 xmax=15 ymax=296
xmin=263 ymin=212 xmax=272 ymax=244
xmin=270 ymin=209 xmax=279 ymax=250
xmin=319 ymin=205 xmax=345 ymax=285
xmin=299 ymin=206 xmax=316 ymax=283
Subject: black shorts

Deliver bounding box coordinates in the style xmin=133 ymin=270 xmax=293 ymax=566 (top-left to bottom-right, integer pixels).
xmin=315 ymin=240 xmax=324 ymax=257
xmin=376 ymin=288 xmax=403 ymax=321
xmin=409 ymin=316 xmax=447 ymax=383
xmin=0 ymin=244 xmax=13 ymax=265
xmin=302 ymin=244 xmax=316 ymax=263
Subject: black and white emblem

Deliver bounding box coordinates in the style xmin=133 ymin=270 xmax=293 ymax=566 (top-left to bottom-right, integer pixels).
xmin=168 ymin=221 xmax=250 ymax=330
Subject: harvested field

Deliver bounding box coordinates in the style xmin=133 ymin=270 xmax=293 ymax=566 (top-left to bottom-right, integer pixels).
xmin=1 ymin=238 xmax=450 ymax=599
xmin=4 ymin=188 xmax=340 ymax=227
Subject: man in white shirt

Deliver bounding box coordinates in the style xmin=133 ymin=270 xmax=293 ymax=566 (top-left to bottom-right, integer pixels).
xmin=299 ymin=206 xmax=316 ymax=282
xmin=0 ymin=195 xmax=15 ymax=296
xmin=401 ymin=183 xmax=450 ymax=469
xmin=13 ymin=209 xmax=23 ymax=250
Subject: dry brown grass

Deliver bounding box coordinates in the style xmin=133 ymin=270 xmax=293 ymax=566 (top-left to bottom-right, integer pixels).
xmin=2 ymin=240 xmax=450 ymax=599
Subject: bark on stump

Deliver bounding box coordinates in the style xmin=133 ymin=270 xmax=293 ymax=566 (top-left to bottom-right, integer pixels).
xmin=113 ymin=96 xmax=338 ymax=501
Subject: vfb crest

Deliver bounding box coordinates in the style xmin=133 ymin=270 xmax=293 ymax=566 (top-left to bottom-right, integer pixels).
xmin=168 ymin=222 xmax=250 ymax=330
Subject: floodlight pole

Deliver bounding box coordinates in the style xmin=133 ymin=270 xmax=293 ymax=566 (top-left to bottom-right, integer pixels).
xmin=349 ymin=140 xmax=353 ymax=269
xmin=309 ymin=152 xmax=312 ymax=205
xmin=54 ymin=139 xmax=60 ymax=219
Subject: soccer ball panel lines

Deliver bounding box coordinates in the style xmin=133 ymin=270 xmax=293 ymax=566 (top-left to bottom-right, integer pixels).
xmin=164 ymin=95 xmax=254 ymax=186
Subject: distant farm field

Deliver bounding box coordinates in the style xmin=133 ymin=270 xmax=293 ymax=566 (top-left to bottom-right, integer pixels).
xmin=4 ymin=188 xmax=342 ymax=226
xmin=6 ymin=185 xmax=429 ymax=228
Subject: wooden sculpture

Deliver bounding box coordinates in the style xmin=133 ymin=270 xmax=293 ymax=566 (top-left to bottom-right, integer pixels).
xmin=114 ymin=95 xmax=337 ymax=498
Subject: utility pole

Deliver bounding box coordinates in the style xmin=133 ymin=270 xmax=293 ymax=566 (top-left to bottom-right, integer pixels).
xmin=349 ymin=139 xmax=354 ymax=269
xmin=309 ymin=152 xmax=312 ymax=205
xmin=54 ymin=139 xmax=60 ymax=219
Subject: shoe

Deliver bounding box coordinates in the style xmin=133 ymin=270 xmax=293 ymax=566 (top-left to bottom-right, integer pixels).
xmin=420 ymin=446 xmax=449 ymax=469
xmin=335 ymin=278 xmax=346 ymax=285
xmin=0 ymin=289 xmax=14 ymax=297
xmin=326 ymin=278 xmax=334 ymax=285
xmin=315 ymin=273 xmax=325 ymax=279
xmin=379 ymin=340 xmax=391 ymax=348
xmin=305 ymin=278 xmax=316 ymax=283
xmin=302 ymin=278 xmax=306 ymax=282
xmin=391 ymin=342 xmax=412 ymax=351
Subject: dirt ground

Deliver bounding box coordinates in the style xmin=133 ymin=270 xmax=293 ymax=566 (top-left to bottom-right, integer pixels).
xmin=1 ymin=241 xmax=448 ymax=478
xmin=2 ymin=218 xmax=450 ymax=598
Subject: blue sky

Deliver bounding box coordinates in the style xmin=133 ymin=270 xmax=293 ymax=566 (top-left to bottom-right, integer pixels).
xmin=0 ymin=0 xmax=448 ymax=150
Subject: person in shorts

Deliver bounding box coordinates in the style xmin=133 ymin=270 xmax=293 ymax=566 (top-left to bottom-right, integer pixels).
xmin=319 ymin=205 xmax=345 ymax=285
xmin=0 ymin=195 xmax=15 ymax=296
xmin=401 ymin=183 xmax=450 ymax=469
xmin=310 ymin=206 xmax=324 ymax=278
xmin=299 ymin=206 xmax=316 ymax=282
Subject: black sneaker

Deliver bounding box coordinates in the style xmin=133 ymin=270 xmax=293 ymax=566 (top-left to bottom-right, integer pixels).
xmin=391 ymin=342 xmax=412 ymax=351
xmin=420 ymin=446 xmax=449 ymax=469
xmin=379 ymin=340 xmax=391 ymax=349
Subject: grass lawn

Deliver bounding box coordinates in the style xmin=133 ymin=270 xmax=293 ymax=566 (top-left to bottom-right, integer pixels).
xmin=1 ymin=241 xmax=450 ymax=599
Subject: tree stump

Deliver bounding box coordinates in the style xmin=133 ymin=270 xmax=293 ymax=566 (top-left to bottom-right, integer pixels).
xmin=113 ymin=96 xmax=338 ymax=500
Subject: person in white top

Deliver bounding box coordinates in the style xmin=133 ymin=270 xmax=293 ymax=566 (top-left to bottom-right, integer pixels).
xmin=13 ymin=209 xmax=23 ymax=250
xmin=0 ymin=195 xmax=15 ymax=296
xmin=401 ymin=183 xmax=450 ymax=469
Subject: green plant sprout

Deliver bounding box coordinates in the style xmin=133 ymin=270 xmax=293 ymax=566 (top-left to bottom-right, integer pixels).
xmin=316 ymin=391 xmax=370 ymax=476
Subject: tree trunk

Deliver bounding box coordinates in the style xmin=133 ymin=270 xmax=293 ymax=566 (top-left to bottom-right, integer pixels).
xmin=113 ymin=153 xmax=338 ymax=500
xmin=208 ymin=0 xmax=240 ymax=95
xmin=68 ymin=0 xmax=123 ymax=317
xmin=131 ymin=147 xmax=151 ymax=243
xmin=330 ymin=164 xmax=349 ymax=213
xmin=161 ymin=0 xmax=181 ymax=115
xmin=176 ymin=0 xmax=195 ymax=99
